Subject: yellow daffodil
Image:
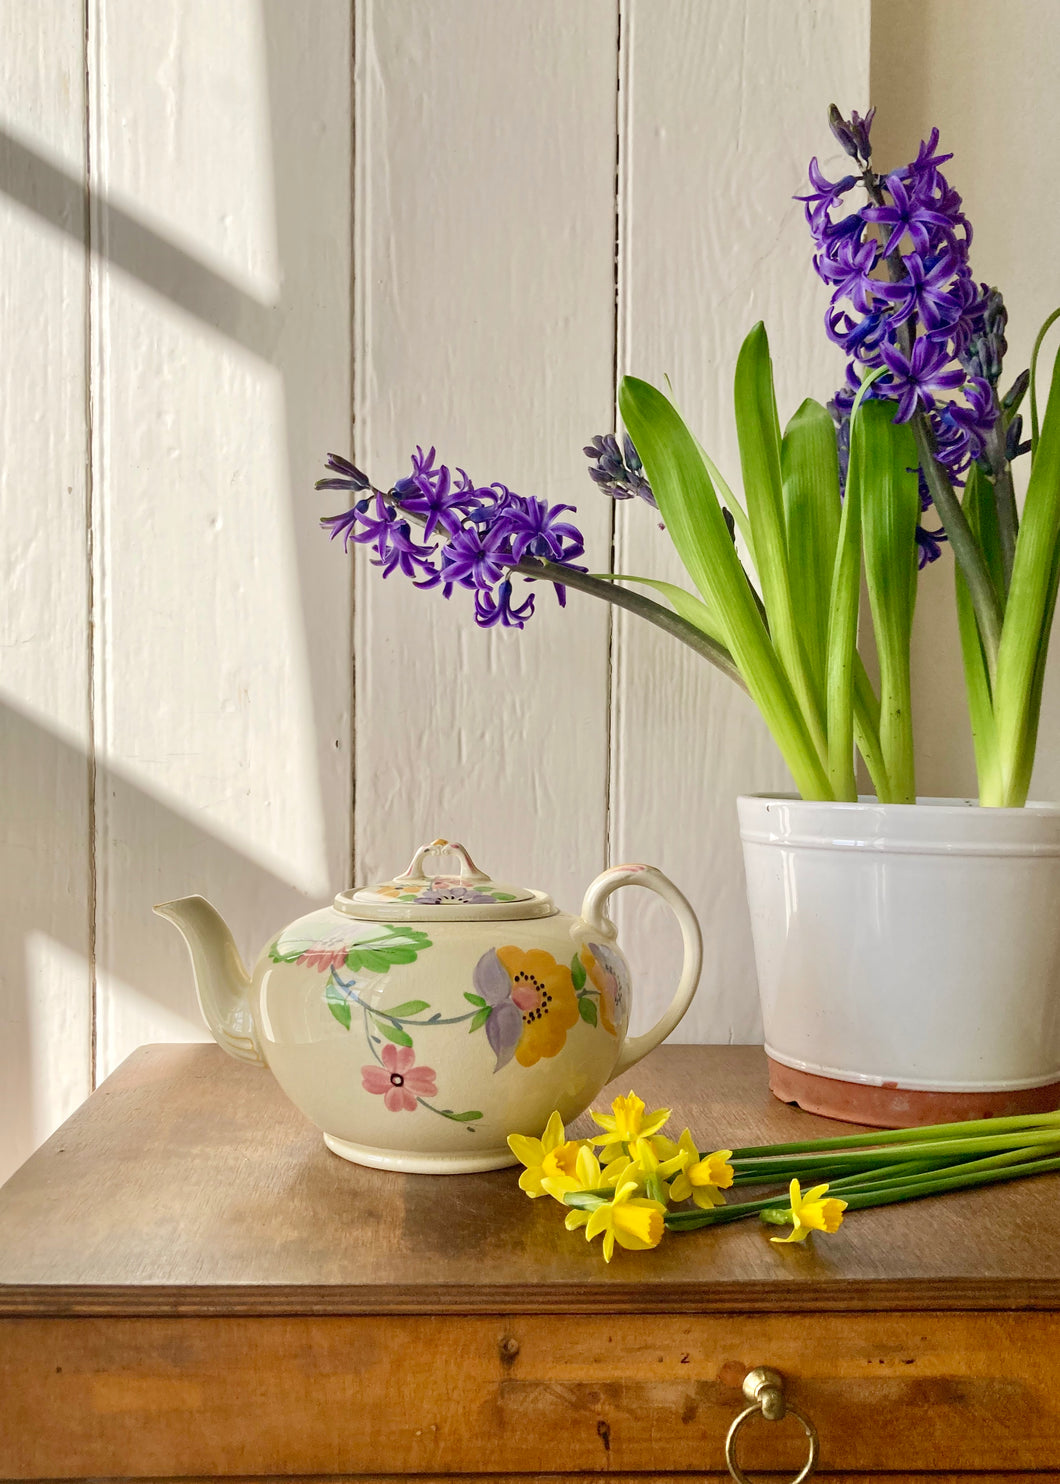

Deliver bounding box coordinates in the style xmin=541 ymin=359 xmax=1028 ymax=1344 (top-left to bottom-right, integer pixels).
xmin=658 ymin=1129 xmax=734 ymax=1208
xmin=769 ymin=1178 xmax=848 ymax=1244
xmin=590 ymin=1092 xmax=671 ymax=1163
xmin=540 ymin=1142 xmax=604 ymax=1205
xmin=583 ymin=1179 xmax=667 ymax=1262
xmin=507 ymin=1109 xmax=567 ymax=1197
xmin=599 ymin=1134 xmax=685 ymax=1200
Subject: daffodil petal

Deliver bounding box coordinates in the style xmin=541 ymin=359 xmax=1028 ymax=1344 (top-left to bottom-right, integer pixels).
xmin=584 ymin=1203 xmax=612 ymax=1243
xmin=540 ymin=1175 xmax=578 ymax=1203
xmin=542 ymin=1109 xmax=566 ymax=1153
xmin=507 ymin=1133 xmax=545 ymax=1167
xmin=517 ymin=1167 xmax=548 ymax=1197
xmin=669 ymin=1173 xmax=692 ymax=1202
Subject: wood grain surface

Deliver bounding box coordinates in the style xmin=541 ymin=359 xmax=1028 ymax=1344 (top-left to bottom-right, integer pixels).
xmin=2 ymin=1311 xmax=1059 ymax=1475
xmin=2 ymin=1043 xmax=1060 ymax=1315
xmin=7 ymin=1478 xmax=1045 ymax=1484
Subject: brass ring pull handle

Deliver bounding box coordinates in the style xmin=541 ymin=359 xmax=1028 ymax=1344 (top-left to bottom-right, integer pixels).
xmin=725 ymin=1367 xmax=819 ymax=1484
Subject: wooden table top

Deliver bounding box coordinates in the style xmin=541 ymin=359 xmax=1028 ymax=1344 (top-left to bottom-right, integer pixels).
xmin=1 ymin=1042 xmax=1057 ymax=1317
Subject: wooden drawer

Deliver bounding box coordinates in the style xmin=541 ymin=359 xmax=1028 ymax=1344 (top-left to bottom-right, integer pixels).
xmin=1 ymin=1311 xmax=1057 ymax=1478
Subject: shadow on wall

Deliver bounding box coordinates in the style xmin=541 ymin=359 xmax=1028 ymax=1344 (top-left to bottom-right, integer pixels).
xmin=0 ymin=697 xmax=320 ymax=1175
xmin=0 ymin=2 xmax=353 ymax=1182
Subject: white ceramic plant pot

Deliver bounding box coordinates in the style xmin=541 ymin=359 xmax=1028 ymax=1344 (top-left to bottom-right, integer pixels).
xmin=738 ymin=795 xmax=1060 ymax=1126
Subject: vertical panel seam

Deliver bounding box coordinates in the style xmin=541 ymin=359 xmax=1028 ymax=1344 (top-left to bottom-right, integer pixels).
xmin=82 ymin=0 xmax=98 ymax=1090
xmin=603 ymin=0 xmax=621 ymax=872
xmin=348 ymin=0 xmax=359 ymax=889
xmin=605 ymin=0 xmax=628 ymax=872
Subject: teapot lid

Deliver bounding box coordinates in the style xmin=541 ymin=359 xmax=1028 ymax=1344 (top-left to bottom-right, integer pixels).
xmin=334 ymin=838 xmax=556 ymax=922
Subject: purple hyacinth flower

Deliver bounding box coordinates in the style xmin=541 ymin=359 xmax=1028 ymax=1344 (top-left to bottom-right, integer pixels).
xmin=320 ymin=504 xmax=365 ymax=551
xmin=393 ymin=459 xmax=462 ymax=540
xmin=345 ymin=490 xmax=403 ymax=560
xmin=815 ymin=234 xmax=880 ymax=315
xmin=916 ymin=523 xmax=947 ymax=568
xmin=825 ymin=305 xmax=888 ymax=362
xmin=499 ymin=496 xmax=585 ymax=565
xmin=315 ymin=452 xmax=372 ymax=494
xmin=863 ymin=171 xmax=959 ymax=258
xmin=473 ymin=579 xmax=536 ymax=629
xmin=905 ymin=127 xmax=954 ymax=178
xmin=472 ymin=948 xmax=523 ymax=1072
xmin=878 ymin=337 xmax=966 ymax=421
xmin=795 ymin=156 xmax=858 ymax=234
xmin=393 ymin=445 xmax=443 ymax=498
xmin=873 ymin=251 xmax=963 ymax=332
xmin=372 ymin=521 xmax=437 ymax=581
xmin=828 ymin=104 xmax=876 ymax=164
xmin=440 ymin=523 xmax=513 ymax=591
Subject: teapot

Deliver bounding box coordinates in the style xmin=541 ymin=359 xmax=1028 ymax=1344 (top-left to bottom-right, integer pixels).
xmin=155 ymin=838 xmax=702 ymax=1173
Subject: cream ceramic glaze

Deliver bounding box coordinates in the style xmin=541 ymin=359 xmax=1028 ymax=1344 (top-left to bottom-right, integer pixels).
xmin=155 ymin=839 xmax=702 ymax=1173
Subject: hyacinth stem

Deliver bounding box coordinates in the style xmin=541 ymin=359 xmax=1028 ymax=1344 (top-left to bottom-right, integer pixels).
xmin=911 ymin=413 xmax=1004 ymax=681
xmin=510 ymin=558 xmax=747 ymax=690
xmin=391 ymin=502 xmax=749 ymax=691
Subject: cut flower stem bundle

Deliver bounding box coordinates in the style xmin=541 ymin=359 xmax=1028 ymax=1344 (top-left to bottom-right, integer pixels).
xmin=508 ymin=1093 xmax=1060 ymax=1259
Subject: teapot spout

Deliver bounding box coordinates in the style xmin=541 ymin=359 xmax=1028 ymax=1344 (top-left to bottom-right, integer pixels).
xmin=154 ymin=895 xmax=265 ymax=1067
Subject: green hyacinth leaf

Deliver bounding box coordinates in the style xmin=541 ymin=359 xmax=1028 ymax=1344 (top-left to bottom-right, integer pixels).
xmin=859 ymin=398 xmax=920 ymax=805
xmin=996 ymin=341 xmax=1060 ymax=803
xmin=620 ymin=370 xmax=832 ymax=799
xmin=782 ymin=397 xmax=841 ymax=705
xmin=469 ymin=1007 xmax=491 ymax=1033
xmin=578 ymin=996 xmax=598 ymax=1027
xmin=571 ymin=952 xmax=587 ymax=991
xmin=957 ymin=464 xmax=1001 ymax=803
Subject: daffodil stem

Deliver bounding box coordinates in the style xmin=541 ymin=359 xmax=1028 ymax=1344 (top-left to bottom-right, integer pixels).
xmin=665 ymin=1195 xmax=784 ymax=1229
xmin=834 ymin=1151 xmax=1060 ymax=1210
xmin=728 ymin=1108 xmax=1060 ymax=1160
xmin=826 ymin=1143 xmax=1060 ymax=1194
xmin=731 ymin=1129 xmax=1060 ymax=1180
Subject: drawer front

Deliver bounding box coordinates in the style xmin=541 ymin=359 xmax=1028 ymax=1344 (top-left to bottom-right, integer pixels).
xmin=1 ymin=1312 xmax=1057 ymax=1477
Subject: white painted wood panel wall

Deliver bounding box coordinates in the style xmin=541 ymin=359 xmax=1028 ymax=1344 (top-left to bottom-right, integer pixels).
xmin=354 ymin=0 xmax=870 ymax=1047
xmin=6 ymin=1 xmax=1057 ymax=1183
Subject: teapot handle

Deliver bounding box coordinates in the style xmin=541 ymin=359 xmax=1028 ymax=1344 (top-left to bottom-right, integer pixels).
xmin=579 ymin=864 xmax=702 ymax=1079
